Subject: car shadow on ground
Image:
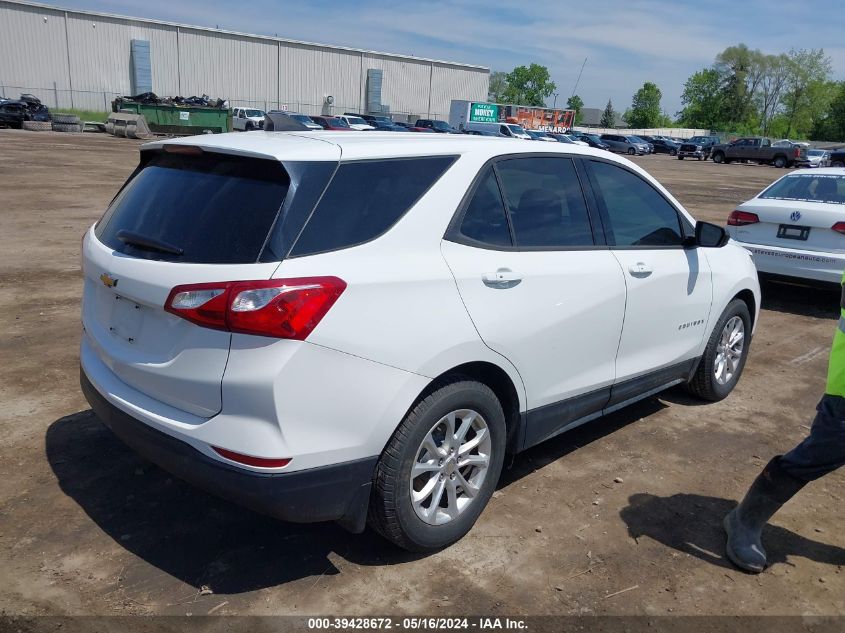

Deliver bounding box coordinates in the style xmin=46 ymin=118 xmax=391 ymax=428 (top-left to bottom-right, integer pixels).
xmin=47 ymin=398 xmax=666 ymax=593
xmin=46 ymin=410 xmax=426 ymax=595
xmin=619 ymin=491 xmax=845 ymax=571
xmin=759 ymin=277 xmax=840 ymax=320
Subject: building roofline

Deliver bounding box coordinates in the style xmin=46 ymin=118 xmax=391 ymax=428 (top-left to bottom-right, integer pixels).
xmin=1 ymin=0 xmax=490 ymax=72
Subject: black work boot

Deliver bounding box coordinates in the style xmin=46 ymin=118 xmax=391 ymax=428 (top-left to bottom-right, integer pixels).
xmin=724 ymin=456 xmax=806 ymax=573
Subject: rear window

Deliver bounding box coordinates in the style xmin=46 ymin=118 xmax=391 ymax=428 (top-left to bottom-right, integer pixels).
xmin=95 ymin=151 xmax=290 ymax=263
xmin=290 ymin=156 xmax=456 ymax=257
xmin=760 ymin=173 xmax=845 ymax=205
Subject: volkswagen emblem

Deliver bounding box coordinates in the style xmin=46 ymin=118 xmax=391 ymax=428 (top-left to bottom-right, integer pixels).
xmin=790 ymin=211 xmax=802 ymax=222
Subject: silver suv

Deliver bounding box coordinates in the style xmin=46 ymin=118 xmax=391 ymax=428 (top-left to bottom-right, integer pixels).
xmin=600 ymin=134 xmax=649 ymax=155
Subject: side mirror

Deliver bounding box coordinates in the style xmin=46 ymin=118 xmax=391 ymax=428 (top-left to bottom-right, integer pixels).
xmin=688 ymin=221 xmax=729 ymax=248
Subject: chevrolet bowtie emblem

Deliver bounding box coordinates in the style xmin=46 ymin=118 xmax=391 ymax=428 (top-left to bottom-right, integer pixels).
xmin=100 ymin=273 xmax=118 ymax=288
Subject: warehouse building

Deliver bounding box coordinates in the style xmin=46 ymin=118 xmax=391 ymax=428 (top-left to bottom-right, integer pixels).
xmin=0 ymin=0 xmax=489 ymax=121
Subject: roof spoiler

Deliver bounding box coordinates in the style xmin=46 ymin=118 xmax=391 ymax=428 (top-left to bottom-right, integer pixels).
xmin=263 ymin=112 xmax=310 ymax=132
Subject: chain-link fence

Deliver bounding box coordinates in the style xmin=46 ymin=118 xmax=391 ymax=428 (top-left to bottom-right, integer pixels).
xmin=0 ymin=85 xmax=432 ymax=123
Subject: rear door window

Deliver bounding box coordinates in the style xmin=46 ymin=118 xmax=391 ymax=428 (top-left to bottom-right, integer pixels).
xmin=95 ymin=151 xmax=290 ymax=264
xmin=496 ymin=157 xmax=595 ymax=248
xmin=290 ymin=156 xmax=456 ymax=257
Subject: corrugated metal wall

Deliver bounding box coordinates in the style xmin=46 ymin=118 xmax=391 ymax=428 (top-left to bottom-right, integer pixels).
xmin=0 ymin=0 xmax=489 ymax=119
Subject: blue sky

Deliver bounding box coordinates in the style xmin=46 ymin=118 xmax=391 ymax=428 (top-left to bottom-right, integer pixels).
xmin=46 ymin=0 xmax=845 ymax=114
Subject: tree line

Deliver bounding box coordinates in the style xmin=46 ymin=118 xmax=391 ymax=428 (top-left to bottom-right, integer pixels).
xmin=489 ymin=45 xmax=845 ymax=140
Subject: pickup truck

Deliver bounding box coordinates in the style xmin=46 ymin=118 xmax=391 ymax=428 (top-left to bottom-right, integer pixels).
xmin=232 ymin=107 xmax=265 ymax=131
xmin=677 ymin=135 xmax=721 ymax=160
xmin=710 ymin=137 xmax=806 ymax=168
xmin=830 ymin=149 xmax=845 ymax=167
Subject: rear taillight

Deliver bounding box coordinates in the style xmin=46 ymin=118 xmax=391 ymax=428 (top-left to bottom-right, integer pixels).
xmin=832 ymin=222 xmax=845 ymax=236
xmin=727 ymin=210 xmax=760 ymax=226
xmin=165 ymin=277 xmax=346 ymax=339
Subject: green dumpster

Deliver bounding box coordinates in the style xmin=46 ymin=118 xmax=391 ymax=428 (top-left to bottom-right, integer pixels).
xmin=113 ymin=102 xmax=232 ymax=135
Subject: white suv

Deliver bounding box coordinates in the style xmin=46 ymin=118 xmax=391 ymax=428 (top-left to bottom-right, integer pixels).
xmin=80 ymin=132 xmax=760 ymax=551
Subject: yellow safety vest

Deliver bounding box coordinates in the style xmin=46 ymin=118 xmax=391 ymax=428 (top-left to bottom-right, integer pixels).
xmin=826 ymin=272 xmax=845 ymax=396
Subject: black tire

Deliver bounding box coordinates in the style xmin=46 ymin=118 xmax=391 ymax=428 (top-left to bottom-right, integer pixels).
xmin=670 ymin=149 xmax=677 ymax=156
xmin=697 ymin=155 xmax=703 ymax=161
xmin=627 ymin=147 xmax=636 ymax=155
xmin=833 ymin=161 xmax=844 ymax=168
xmin=685 ymin=299 xmax=752 ymax=402
xmin=678 ymin=156 xmax=684 ymax=160
xmin=774 ymin=155 xmax=787 ymax=168
xmin=52 ymin=122 xmax=82 ymax=133
xmin=245 ymin=122 xmax=254 ymax=131
xmin=369 ymin=380 xmax=506 ymax=552
xmin=52 ymin=113 xmax=80 ymax=124
xmin=712 ymin=152 xmax=724 ymax=164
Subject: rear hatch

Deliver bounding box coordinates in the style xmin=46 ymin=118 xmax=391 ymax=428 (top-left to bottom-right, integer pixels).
xmin=82 ymin=143 xmax=338 ymax=417
xmin=730 ymin=172 xmax=845 ymax=252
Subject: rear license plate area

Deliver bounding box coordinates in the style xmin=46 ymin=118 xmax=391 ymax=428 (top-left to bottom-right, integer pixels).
xmin=110 ymin=294 xmax=144 ymax=343
xmin=777 ymin=224 xmax=810 ymax=241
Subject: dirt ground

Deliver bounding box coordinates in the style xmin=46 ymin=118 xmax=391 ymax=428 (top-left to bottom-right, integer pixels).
xmin=1 ymin=129 xmax=844 ymax=619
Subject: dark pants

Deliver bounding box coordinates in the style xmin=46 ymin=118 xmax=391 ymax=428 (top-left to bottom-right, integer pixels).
xmin=780 ymin=394 xmax=845 ymax=482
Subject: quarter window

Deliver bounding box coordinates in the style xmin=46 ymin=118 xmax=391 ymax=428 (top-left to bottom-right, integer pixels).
xmin=589 ymin=160 xmax=684 ymax=247
xmin=291 ymin=156 xmax=456 ymax=257
xmin=496 ymin=157 xmax=594 ymax=248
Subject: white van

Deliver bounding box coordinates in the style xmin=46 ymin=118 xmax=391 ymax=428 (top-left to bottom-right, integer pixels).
xmin=465 ymin=121 xmax=531 ymax=139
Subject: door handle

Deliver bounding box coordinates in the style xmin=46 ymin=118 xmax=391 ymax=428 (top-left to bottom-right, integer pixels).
xmin=482 ymin=269 xmax=522 ymax=288
xmin=628 ymin=262 xmax=653 ymax=277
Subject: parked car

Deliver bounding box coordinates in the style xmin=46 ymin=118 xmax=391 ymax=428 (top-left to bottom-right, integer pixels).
xmin=268 ymin=111 xmax=322 ymax=131
xmin=600 ymin=134 xmax=649 ymax=155
xmin=370 ymin=120 xmax=407 ymax=132
xmin=678 ymin=135 xmax=721 ymax=160
xmin=338 ymin=115 xmax=375 ymax=131
xmin=465 ymin=121 xmax=531 ymax=139
xmin=650 ymin=138 xmax=680 ymax=156
xmin=726 ymin=168 xmax=845 ymax=284
xmin=232 ymin=108 xmax=265 ymax=131
xmin=772 ymin=139 xmax=810 ymax=148
xmin=569 ymin=132 xmax=610 ymax=150
xmin=710 ymin=137 xmax=806 ymax=168
xmin=346 ymin=113 xmax=394 ymax=127
xmin=80 ymin=132 xmax=760 ymax=551
xmin=310 ymin=116 xmax=353 ymax=131
xmin=796 ymin=149 xmax=831 ymax=168
xmin=415 ymin=119 xmax=457 ymax=134
xmin=831 ymin=149 xmax=845 ymax=167
xmin=525 ymin=130 xmax=558 ymax=142
xmin=464 ymin=129 xmax=503 ymax=137
xmin=629 ymin=136 xmax=654 ymax=154
xmin=549 ymin=134 xmax=588 ymax=146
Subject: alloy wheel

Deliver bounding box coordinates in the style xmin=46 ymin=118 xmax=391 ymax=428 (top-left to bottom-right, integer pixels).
xmin=714 ymin=316 xmax=745 ymax=385
xmin=410 ymin=409 xmax=492 ymax=526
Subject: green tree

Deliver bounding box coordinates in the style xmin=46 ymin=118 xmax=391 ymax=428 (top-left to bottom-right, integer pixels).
xmin=781 ymin=48 xmax=833 ymax=138
xmin=566 ymin=94 xmax=584 ymax=124
xmin=487 ymin=71 xmax=509 ymax=103
xmin=502 ymin=63 xmax=557 ymax=106
xmin=626 ymin=81 xmax=663 ymax=128
xmin=600 ymin=99 xmax=616 ymax=127
xmin=811 ymin=81 xmax=845 ymax=141
xmin=677 ymin=68 xmax=725 ymax=130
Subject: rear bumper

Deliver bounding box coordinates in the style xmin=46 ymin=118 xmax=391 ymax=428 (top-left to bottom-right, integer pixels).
xmin=80 ymin=367 xmax=377 ymax=531
xmin=733 ymin=240 xmax=845 ymax=284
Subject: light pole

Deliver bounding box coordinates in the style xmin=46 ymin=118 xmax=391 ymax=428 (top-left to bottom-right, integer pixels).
xmin=553 ymin=92 xmax=559 ymax=108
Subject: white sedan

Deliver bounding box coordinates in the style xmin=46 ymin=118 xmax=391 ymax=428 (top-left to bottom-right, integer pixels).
xmin=726 ymin=168 xmax=845 ymax=284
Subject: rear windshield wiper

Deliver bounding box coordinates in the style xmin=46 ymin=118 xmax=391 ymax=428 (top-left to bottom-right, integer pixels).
xmin=116 ymin=230 xmax=184 ymax=256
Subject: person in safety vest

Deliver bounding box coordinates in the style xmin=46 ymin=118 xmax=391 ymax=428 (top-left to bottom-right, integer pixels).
xmin=725 ymin=275 xmax=845 ymax=572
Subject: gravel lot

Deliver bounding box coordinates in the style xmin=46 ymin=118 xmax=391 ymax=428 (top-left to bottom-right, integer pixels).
xmin=1 ymin=129 xmax=843 ymax=618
